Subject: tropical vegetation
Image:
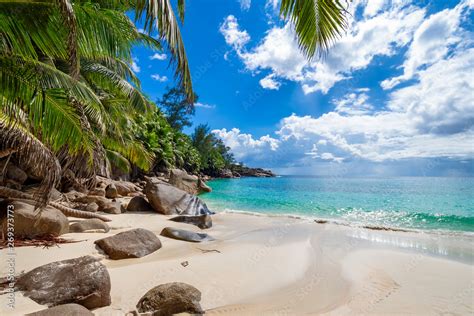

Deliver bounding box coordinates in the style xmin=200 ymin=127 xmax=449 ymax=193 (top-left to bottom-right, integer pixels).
xmin=0 ymin=0 xmax=350 ymax=206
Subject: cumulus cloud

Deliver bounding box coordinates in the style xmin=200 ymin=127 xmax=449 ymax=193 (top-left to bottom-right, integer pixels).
xmin=332 ymin=91 xmax=373 ymax=116
xmin=212 ymin=128 xmax=279 ymax=160
xmin=219 ymin=15 xmax=250 ymax=51
xmin=221 ymin=2 xmax=425 ymax=94
xmin=259 ymin=74 xmax=281 ymax=90
xmin=149 ymin=53 xmax=167 ymax=60
xmin=382 ymin=1 xmax=471 ymax=89
xmin=216 ymin=53 xmax=474 ymax=165
xmin=151 ymin=74 xmax=168 ymax=82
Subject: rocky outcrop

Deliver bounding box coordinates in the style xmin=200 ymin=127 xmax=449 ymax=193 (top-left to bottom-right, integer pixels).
xmin=16 ymin=256 xmax=111 ymax=309
xmin=69 ymin=219 xmax=110 ymax=233
xmin=96 ymin=176 xmax=140 ymax=196
xmin=26 ymin=303 xmax=94 ymax=316
xmin=160 ymin=227 xmax=214 ymax=243
xmin=126 ymin=196 xmax=154 ymax=213
xmin=232 ymin=166 xmax=275 ymax=177
xmin=0 ymin=200 xmax=69 ymax=237
xmin=74 ymin=195 xmax=124 ymax=214
xmin=144 ymin=177 xmax=212 ymax=216
xmin=198 ymin=178 xmax=212 ymax=193
xmin=169 ymin=214 xmax=212 ymax=229
xmin=218 ymin=168 xmax=234 ymax=178
xmin=136 ymin=282 xmax=204 ymax=316
xmin=95 ymin=228 xmax=162 ymax=260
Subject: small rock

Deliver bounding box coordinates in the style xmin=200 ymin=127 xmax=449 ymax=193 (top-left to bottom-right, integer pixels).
xmin=127 ymin=196 xmax=154 ymax=213
xmin=0 ymin=200 xmax=68 ymax=238
xmin=89 ymin=187 xmax=106 ymax=197
xmin=95 ymin=228 xmax=162 ymax=260
xmin=160 ymin=227 xmax=214 ymax=243
xmin=198 ymin=179 xmax=212 ymax=193
xmin=169 ymin=215 xmax=212 ymax=229
xmin=83 ymin=202 xmax=99 ymax=213
xmin=16 ymin=256 xmax=111 ymax=309
xmin=136 ymin=282 xmax=204 ymax=316
xmin=69 ymin=219 xmax=110 ymax=233
xmin=25 ymin=303 xmax=94 ymax=315
xmin=102 ymin=201 xmax=125 ymax=214
xmin=105 ymin=183 xmax=118 ymax=199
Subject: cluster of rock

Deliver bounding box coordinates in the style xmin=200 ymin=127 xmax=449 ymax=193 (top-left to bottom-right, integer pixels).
xmin=215 ymin=166 xmax=275 ymax=178
xmin=2 ymin=167 xmax=217 ymax=315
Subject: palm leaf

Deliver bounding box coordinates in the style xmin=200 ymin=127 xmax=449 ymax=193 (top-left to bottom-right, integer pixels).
xmin=280 ymin=0 xmax=349 ymax=58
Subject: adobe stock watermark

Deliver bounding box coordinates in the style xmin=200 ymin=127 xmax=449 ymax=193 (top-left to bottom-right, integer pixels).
xmin=4 ymin=203 xmax=16 ymax=309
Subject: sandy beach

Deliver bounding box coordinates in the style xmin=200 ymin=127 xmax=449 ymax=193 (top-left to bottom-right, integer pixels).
xmin=1 ymin=211 xmax=472 ymax=315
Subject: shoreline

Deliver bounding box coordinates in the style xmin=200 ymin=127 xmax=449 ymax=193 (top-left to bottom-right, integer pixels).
xmin=1 ymin=211 xmax=473 ymax=315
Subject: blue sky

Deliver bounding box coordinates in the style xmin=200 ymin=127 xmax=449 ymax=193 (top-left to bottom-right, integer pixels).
xmin=131 ymin=0 xmax=474 ymax=176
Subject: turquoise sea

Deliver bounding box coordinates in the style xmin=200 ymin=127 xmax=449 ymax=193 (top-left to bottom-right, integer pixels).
xmin=201 ymin=176 xmax=474 ymax=233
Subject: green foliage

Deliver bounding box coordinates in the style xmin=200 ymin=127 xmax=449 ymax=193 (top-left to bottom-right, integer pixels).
xmin=192 ymin=124 xmax=234 ymax=175
xmin=158 ymin=86 xmax=197 ymax=131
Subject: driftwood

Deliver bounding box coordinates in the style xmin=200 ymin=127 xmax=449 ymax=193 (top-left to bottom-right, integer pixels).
xmin=0 ymin=186 xmax=111 ymax=222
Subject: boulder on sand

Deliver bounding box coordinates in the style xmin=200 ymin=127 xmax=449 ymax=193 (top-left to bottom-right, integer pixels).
xmin=95 ymin=228 xmax=162 ymax=260
xmin=168 ymin=169 xmax=211 ymax=194
xmin=0 ymin=160 xmax=28 ymax=184
xmin=126 ymin=196 xmax=154 ymax=213
xmin=136 ymin=282 xmax=204 ymax=316
xmin=0 ymin=200 xmax=69 ymax=238
xmin=69 ymin=219 xmax=110 ymax=233
xmin=160 ymin=227 xmax=214 ymax=243
xmin=169 ymin=214 xmax=212 ymax=229
xmin=144 ymin=177 xmax=212 ymax=216
xmin=16 ymin=256 xmax=111 ymax=309
xmin=25 ymin=303 xmax=94 ymax=316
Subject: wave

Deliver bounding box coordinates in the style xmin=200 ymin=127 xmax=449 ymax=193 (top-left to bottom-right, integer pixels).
xmin=217 ymin=208 xmax=474 ymax=238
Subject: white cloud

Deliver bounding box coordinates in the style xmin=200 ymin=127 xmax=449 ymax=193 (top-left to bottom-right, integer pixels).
xmin=222 ymin=2 xmax=425 ymax=94
xmin=131 ymin=57 xmax=140 ymax=73
xmin=212 ymin=128 xmax=279 ymax=160
xmin=332 ymin=91 xmax=373 ymax=116
xmin=151 ymin=74 xmax=168 ymax=82
xmin=382 ymin=1 xmax=471 ymax=89
xmin=259 ymin=74 xmax=281 ymax=90
xmin=216 ymin=46 xmax=474 ymax=165
xmin=364 ymin=0 xmax=388 ymax=18
xmin=239 ymin=0 xmax=251 ymax=11
xmin=219 ymin=15 xmax=250 ymax=51
xmin=149 ymin=53 xmax=167 ymax=61
xmin=195 ymin=102 xmax=216 ymax=109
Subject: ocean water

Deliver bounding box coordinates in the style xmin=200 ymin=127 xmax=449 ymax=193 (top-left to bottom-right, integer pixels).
xmin=200 ymin=176 xmax=474 ymax=233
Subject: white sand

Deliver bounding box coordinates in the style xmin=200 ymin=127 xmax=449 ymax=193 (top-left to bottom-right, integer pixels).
xmin=1 ymin=212 xmax=473 ymax=315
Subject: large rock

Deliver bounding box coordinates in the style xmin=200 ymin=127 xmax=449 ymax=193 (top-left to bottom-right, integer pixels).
xmin=169 ymin=214 xmax=212 ymax=229
xmin=144 ymin=177 xmax=212 ymax=216
xmin=160 ymin=227 xmax=214 ymax=243
xmin=136 ymin=282 xmax=204 ymax=316
xmin=96 ymin=176 xmax=140 ymax=196
xmin=95 ymin=228 xmax=162 ymax=260
xmin=0 ymin=160 xmax=28 ymax=184
xmin=101 ymin=200 xmax=125 ymax=214
xmin=169 ymin=169 xmax=200 ymax=195
xmin=0 ymin=200 xmax=69 ymax=238
xmin=16 ymin=256 xmax=111 ymax=309
xmin=26 ymin=303 xmax=94 ymax=316
xmin=126 ymin=196 xmax=154 ymax=213
xmin=198 ymin=178 xmax=212 ymax=193
xmin=69 ymin=219 xmax=110 ymax=233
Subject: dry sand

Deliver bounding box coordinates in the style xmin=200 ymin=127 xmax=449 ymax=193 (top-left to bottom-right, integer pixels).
xmin=1 ymin=212 xmax=473 ymax=315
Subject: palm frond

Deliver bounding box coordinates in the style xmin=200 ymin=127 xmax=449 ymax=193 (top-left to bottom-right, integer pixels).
xmin=134 ymin=0 xmax=194 ymax=101
xmin=280 ymin=0 xmax=349 ymax=58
